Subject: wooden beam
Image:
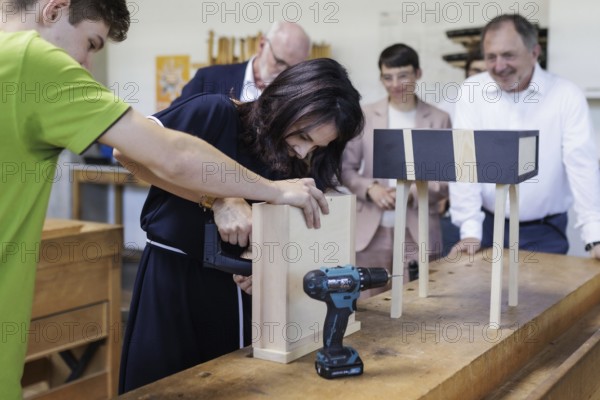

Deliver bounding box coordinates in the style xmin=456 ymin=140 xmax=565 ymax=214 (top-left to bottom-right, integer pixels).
xmin=416 ymin=180 xmax=429 ymax=298
xmin=391 ymin=181 xmax=411 ymax=318
xmin=509 ymin=184 xmax=520 ymax=307
xmin=490 ymin=184 xmax=508 ymax=327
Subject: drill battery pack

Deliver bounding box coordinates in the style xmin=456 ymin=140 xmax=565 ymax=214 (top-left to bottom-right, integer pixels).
xmin=315 ymin=347 xmax=364 ymax=379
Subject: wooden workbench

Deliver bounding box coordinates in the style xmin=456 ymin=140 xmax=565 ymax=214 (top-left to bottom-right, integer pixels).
xmin=118 ymin=251 xmax=600 ymax=400
xmin=22 ymin=220 xmax=122 ymax=399
xmin=71 ymin=164 xmax=149 ymax=225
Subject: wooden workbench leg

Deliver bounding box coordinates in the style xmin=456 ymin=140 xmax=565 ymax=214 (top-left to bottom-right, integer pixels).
xmin=490 ymin=184 xmax=508 ymax=327
xmin=416 ymin=180 xmax=429 ymax=298
xmin=508 ymin=184 xmax=519 ymax=307
xmin=391 ymin=180 xmax=411 ymax=318
xmin=71 ymin=169 xmax=82 ymax=220
xmin=107 ymin=231 xmax=123 ymax=396
xmin=114 ymin=185 xmax=124 ymax=226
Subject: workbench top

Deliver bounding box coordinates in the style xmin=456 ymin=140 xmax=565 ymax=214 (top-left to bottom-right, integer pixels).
xmin=117 ymin=251 xmax=600 ymax=400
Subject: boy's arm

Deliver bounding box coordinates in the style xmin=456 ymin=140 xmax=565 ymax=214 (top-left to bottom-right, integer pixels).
xmin=112 ymin=146 xmax=205 ymax=204
xmin=99 ymin=109 xmax=328 ymax=228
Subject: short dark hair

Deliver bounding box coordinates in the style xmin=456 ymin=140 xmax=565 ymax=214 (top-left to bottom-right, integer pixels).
xmin=70 ymin=0 xmax=130 ymax=42
xmin=378 ymin=43 xmax=420 ymax=71
xmin=481 ymin=14 xmax=538 ymax=51
xmin=7 ymin=0 xmax=130 ymax=42
xmin=238 ymin=58 xmax=364 ymax=190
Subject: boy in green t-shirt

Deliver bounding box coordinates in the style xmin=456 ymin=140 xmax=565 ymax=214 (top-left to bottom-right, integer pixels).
xmin=1 ymin=0 xmax=329 ymax=398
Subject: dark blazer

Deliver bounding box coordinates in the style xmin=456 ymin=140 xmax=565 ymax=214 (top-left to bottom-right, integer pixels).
xmin=171 ymin=62 xmax=248 ymax=106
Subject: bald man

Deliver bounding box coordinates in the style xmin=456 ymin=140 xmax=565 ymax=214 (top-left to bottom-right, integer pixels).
xmin=172 ymin=21 xmax=311 ymax=104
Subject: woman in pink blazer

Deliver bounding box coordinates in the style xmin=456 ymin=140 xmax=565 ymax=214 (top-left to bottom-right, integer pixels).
xmin=342 ymin=44 xmax=452 ymax=291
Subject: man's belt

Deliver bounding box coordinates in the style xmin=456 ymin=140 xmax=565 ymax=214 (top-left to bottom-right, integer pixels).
xmin=483 ymin=209 xmax=566 ymax=226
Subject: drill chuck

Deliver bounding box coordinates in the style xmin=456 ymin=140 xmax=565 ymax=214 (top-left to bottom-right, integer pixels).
xmin=357 ymin=267 xmax=390 ymax=291
xmin=303 ymin=266 xmax=389 ymax=300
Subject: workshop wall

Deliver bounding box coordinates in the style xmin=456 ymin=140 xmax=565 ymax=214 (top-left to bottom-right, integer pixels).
xmin=47 ymin=1 xmax=600 ymax=256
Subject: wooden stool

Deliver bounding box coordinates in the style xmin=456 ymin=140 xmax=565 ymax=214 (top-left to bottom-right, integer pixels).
xmin=374 ymin=128 xmax=539 ymax=326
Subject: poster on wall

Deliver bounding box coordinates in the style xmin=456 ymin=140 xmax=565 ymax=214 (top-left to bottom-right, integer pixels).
xmin=156 ymin=55 xmax=190 ymax=111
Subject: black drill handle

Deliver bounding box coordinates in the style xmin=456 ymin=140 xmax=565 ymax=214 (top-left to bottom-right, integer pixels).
xmin=323 ymin=301 xmax=353 ymax=351
xmin=203 ymin=223 xmax=252 ymax=276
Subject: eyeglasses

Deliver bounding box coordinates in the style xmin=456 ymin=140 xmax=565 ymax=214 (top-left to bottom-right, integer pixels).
xmin=266 ymin=38 xmax=291 ymax=69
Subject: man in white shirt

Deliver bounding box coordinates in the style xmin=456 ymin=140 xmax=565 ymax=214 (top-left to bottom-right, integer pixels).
xmin=172 ymin=21 xmax=311 ymax=104
xmin=449 ymin=14 xmax=600 ymax=259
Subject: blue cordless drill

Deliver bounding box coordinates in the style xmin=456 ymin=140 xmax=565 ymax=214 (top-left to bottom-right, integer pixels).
xmin=303 ymin=265 xmax=390 ymax=379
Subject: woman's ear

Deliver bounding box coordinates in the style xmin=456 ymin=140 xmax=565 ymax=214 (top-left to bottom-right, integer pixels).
xmin=41 ymin=0 xmax=71 ymax=26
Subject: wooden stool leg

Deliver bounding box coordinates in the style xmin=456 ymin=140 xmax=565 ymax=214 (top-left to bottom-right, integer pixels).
xmin=416 ymin=180 xmax=429 ymax=298
xmin=391 ymin=180 xmax=411 ymax=318
xmin=490 ymin=184 xmax=508 ymax=327
xmin=508 ymin=184 xmax=519 ymax=306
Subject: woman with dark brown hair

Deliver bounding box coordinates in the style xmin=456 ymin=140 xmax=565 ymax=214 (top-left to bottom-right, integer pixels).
xmin=118 ymin=58 xmax=364 ymax=393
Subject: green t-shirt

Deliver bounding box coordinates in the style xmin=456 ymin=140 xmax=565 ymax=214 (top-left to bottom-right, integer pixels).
xmin=0 ymin=30 xmax=129 ymax=399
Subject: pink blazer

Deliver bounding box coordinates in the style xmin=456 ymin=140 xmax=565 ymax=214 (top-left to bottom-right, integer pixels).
xmin=342 ymin=97 xmax=452 ymax=253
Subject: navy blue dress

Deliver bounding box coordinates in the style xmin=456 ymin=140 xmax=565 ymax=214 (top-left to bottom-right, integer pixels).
xmin=119 ymin=94 xmax=272 ymax=393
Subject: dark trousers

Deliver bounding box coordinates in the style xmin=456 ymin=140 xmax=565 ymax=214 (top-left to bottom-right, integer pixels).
xmin=481 ymin=210 xmax=569 ymax=254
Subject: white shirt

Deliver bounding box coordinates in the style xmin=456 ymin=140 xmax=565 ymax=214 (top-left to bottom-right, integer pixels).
xmin=388 ymin=104 xmax=416 ymax=129
xmin=239 ymin=57 xmax=261 ymax=102
xmin=450 ymin=64 xmax=600 ymax=244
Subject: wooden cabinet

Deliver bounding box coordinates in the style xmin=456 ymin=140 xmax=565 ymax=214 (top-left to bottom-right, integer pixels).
xmin=22 ymin=220 xmax=122 ymax=399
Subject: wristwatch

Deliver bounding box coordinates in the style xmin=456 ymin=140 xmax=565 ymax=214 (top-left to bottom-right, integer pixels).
xmin=199 ymin=195 xmax=216 ymax=210
xmin=585 ymin=241 xmax=600 ymax=252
